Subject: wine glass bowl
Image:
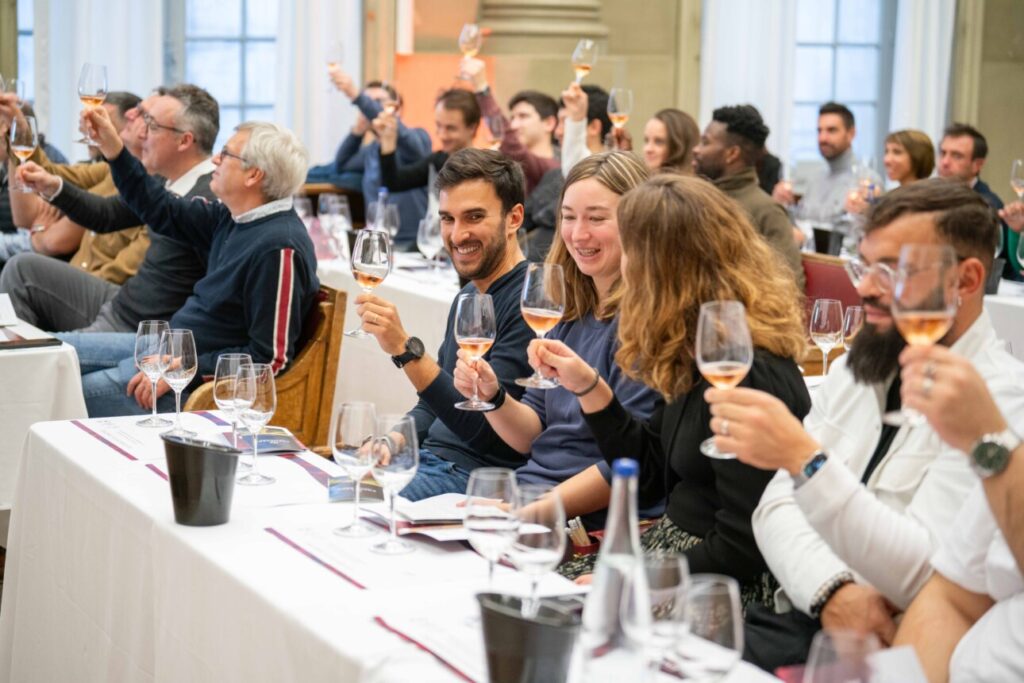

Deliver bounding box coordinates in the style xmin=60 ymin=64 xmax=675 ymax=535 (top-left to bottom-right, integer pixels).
xmin=464 ymin=468 xmax=520 ymax=586
xmin=804 ymin=629 xmax=880 ymax=683
xmin=346 ymin=229 xmax=393 ymax=337
xmin=454 ymin=293 xmax=497 ymax=411
xmin=1011 ymin=159 xmax=1024 ymax=199
xmin=506 ymin=485 xmax=566 ymax=617
xmin=621 ymin=553 xmax=690 ymax=675
xmin=77 ymin=63 xmax=108 ymax=145
xmin=809 ymin=299 xmax=843 ymax=376
xmin=676 ymin=575 xmax=743 ymax=681
xmin=607 ymin=88 xmax=634 ymax=131
xmin=159 ymin=329 xmax=198 ymax=438
xmin=516 ymin=263 xmax=566 ymax=389
xmin=416 ymin=216 xmax=444 ymax=272
xmin=696 ymin=301 xmax=754 ymax=459
xmin=458 ymin=23 xmax=484 ymax=58
xmin=370 ymin=414 xmax=419 ymax=555
xmin=841 ymin=305 xmax=865 ymax=349
xmin=571 ymin=39 xmax=598 ymax=83
xmin=213 ymin=353 xmax=254 ymax=449
xmin=9 ymin=115 xmax=39 ymax=193
xmin=235 ymin=363 xmax=277 ymax=486
xmin=330 ymin=402 xmax=380 ymax=537
xmin=135 ymin=320 xmax=172 ymax=428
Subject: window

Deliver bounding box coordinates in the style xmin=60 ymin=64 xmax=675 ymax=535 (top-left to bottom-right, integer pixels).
xmin=790 ymin=0 xmax=897 ymax=165
xmin=165 ymin=0 xmax=279 ymax=149
xmin=17 ymin=0 xmax=34 ymax=101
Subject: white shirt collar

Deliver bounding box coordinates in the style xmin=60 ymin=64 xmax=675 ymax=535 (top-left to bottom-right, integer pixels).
xmin=234 ymin=196 xmax=294 ymax=224
xmin=165 ymin=157 xmax=216 ymax=197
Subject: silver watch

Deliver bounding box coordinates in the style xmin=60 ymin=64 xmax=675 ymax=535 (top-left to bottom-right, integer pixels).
xmin=969 ymin=428 xmax=1020 ymax=479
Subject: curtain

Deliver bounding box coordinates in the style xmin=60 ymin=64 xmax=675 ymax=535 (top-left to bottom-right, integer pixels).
xmin=33 ymin=0 xmax=163 ymax=162
xmin=275 ymin=0 xmax=363 ymax=165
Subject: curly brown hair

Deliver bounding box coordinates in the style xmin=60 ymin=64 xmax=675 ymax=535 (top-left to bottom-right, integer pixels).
xmin=615 ymin=175 xmax=807 ymax=399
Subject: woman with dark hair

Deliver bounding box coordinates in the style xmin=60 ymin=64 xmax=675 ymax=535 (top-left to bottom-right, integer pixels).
xmin=642 ymin=108 xmax=700 ymax=176
xmin=847 ymin=129 xmax=935 ymax=214
xmin=534 ymin=175 xmax=811 ymax=605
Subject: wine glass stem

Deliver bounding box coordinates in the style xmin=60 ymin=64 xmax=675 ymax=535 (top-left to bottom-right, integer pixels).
xmin=524 ymin=577 xmax=540 ymax=617
xmin=488 ymin=559 xmax=495 ymax=587
xmin=230 ymin=418 xmax=238 ymax=448
xmin=471 ymin=357 xmax=481 ymax=402
xmin=575 ymin=73 xmax=583 ymax=84
xmin=151 ymin=379 xmax=160 ymax=420
xmin=532 ymin=331 xmax=546 ymax=381
xmin=251 ymin=430 xmax=260 ymax=473
xmin=388 ymin=489 xmax=398 ymax=542
xmin=352 ymin=472 xmax=362 ymax=527
xmin=174 ymin=389 xmax=182 ymax=431
xmin=822 ymin=347 xmax=829 ymax=376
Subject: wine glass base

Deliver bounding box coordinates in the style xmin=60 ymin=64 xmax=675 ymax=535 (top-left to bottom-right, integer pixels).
xmin=162 ymin=426 xmax=197 ymax=438
xmin=699 ymin=436 xmax=737 ymax=460
xmin=369 ymin=537 xmax=415 ymax=555
xmin=454 ymin=399 xmax=495 ymax=412
xmin=237 ymin=472 xmax=276 ymax=486
xmin=333 ymin=520 xmax=379 ymax=538
xmin=514 ymin=376 xmax=560 ymax=390
xmin=344 ymin=328 xmax=372 ymax=338
xmin=881 ymin=409 xmax=927 ymax=427
xmin=137 ymin=415 xmax=173 ymax=428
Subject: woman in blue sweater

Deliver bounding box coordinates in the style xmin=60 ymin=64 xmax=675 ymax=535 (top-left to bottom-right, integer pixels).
xmin=452 ymin=151 xmax=661 ymax=527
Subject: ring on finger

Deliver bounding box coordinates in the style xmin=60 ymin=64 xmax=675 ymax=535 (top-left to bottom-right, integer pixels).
xmin=924 ymin=361 xmax=937 ymax=380
xmin=922 ymin=376 xmax=934 ymax=398
xmin=721 ymin=418 xmax=730 ymax=437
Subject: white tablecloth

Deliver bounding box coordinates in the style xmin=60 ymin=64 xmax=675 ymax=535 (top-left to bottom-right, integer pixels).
xmin=0 ymin=414 xmax=778 ymax=683
xmin=318 ymin=256 xmax=460 ymax=415
xmin=0 ymin=324 xmax=85 ymax=510
xmin=986 ymin=286 xmax=1024 ymax=363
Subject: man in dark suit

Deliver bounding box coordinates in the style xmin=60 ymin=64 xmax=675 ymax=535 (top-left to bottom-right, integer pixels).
xmin=938 ymin=123 xmax=1017 ymax=279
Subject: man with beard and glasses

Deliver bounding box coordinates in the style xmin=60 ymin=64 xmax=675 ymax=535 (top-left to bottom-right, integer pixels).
xmin=702 ymin=178 xmax=1024 ymax=670
xmin=354 ymin=149 xmax=534 ymax=500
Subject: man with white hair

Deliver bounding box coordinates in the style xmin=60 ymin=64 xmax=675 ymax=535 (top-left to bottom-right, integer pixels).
xmin=20 ymin=106 xmax=319 ymax=417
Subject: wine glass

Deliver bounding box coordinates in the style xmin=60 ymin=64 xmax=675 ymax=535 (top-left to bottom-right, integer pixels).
xmin=213 ymin=353 xmax=253 ymax=449
xmin=294 ymin=196 xmax=314 ymax=222
xmin=325 ymin=40 xmax=344 ymax=70
xmin=506 ymin=485 xmax=566 ymax=617
xmin=236 ymin=363 xmax=277 ymax=486
xmin=483 ymin=115 xmax=504 ymax=151
xmin=696 ymin=301 xmax=754 ymax=459
xmin=134 ymin=320 xmax=172 ymax=428
xmin=9 ymin=115 xmax=39 ymax=193
xmin=77 ymin=63 xmax=108 ymax=145
xmin=516 ymin=263 xmax=566 ymax=389
xmin=810 ymin=299 xmax=843 ymax=376
xmin=841 ymin=305 xmax=865 ymax=349
xmin=416 ymin=216 xmax=444 ymax=272
xmin=621 ymin=553 xmax=690 ymax=677
xmin=804 ymin=630 xmax=880 ymax=683
xmin=458 ymin=23 xmax=483 ymax=58
xmin=607 ymin=88 xmax=634 ymax=132
xmin=159 ymin=329 xmax=198 ymax=438
xmin=346 ymin=229 xmax=393 ymax=337
xmin=320 ymin=194 xmax=353 ymax=261
xmin=370 ymin=414 xmax=419 ymax=555
xmin=330 ymin=402 xmax=380 ymax=537
xmin=5 ymin=78 xmax=26 ymax=104
xmin=884 ymin=244 xmax=959 ymax=427
xmin=464 ymin=468 xmax=520 ymax=586
xmin=571 ymin=39 xmax=598 ymax=83
xmin=675 ymin=575 xmax=743 ymax=682
xmin=380 ymin=204 xmax=401 ymax=241
xmin=454 ymin=293 xmax=497 ymax=411
xmin=1011 ymin=159 xmax=1024 ymax=199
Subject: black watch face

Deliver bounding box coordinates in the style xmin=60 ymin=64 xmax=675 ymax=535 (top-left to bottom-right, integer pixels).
xmin=406 ymin=337 xmax=425 ymax=357
xmin=976 ymin=442 xmax=1010 ymax=472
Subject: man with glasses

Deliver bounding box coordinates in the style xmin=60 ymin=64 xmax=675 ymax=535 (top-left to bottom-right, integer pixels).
xmin=1 ymin=85 xmax=219 ymax=335
xmin=701 ymin=179 xmax=1024 ymax=669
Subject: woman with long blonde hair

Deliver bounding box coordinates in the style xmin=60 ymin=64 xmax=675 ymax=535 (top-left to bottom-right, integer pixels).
xmin=534 ymin=174 xmax=811 ymax=605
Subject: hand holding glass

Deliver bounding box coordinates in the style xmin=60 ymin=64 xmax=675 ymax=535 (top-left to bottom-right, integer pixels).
xmin=454 ymin=293 xmax=497 ymax=411
xmin=516 ymin=263 xmax=566 ymax=389
xmin=77 ymin=63 xmax=108 ymax=145
xmin=346 ymin=229 xmax=393 ymax=337
xmin=9 ymin=115 xmax=39 ymax=193
xmin=571 ymin=39 xmax=597 ymax=83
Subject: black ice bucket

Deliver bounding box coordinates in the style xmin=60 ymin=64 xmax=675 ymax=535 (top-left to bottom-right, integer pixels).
xmin=477 ymin=593 xmax=582 ymax=683
xmin=161 ymin=434 xmax=242 ymax=526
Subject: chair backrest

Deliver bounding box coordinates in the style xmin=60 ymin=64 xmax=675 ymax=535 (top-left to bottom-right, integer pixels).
xmin=802 ymin=252 xmax=861 ymax=323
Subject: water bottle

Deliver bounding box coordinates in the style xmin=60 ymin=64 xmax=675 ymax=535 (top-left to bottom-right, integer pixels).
xmin=579 ymin=458 xmax=647 ymax=679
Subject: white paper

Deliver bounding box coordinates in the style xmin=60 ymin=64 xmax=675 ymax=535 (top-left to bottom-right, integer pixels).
xmin=0 ymin=294 xmax=17 ymax=326
xmin=393 ymin=492 xmax=466 ymax=522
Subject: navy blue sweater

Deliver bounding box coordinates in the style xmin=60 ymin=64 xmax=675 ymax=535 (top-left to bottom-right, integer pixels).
xmin=107 ymin=149 xmax=319 ymax=376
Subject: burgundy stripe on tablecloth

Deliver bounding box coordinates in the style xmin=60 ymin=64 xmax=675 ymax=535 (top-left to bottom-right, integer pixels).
xmin=373 ymin=616 xmax=476 ymax=683
xmin=264 ymin=527 xmax=366 ymax=590
xmin=71 ymin=420 xmax=138 ymax=461
xmin=194 ymin=410 xmax=231 ymax=426
xmin=275 ymin=453 xmax=330 ymax=487
xmin=146 ymin=464 xmax=169 ymax=481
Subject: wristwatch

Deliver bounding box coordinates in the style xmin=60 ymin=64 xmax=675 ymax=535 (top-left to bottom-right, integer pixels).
xmin=391 ymin=337 xmax=425 ymax=368
xmin=793 ymin=451 xmax=828 ymax=487
xmin=969 ymin=428 xmax=1020 ymax=479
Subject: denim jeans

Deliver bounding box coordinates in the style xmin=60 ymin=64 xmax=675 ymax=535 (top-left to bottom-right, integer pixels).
xmin=57 ymin=331 xmax=187 ymax=418
xmin=399 ymin=448 xmax=472 ymax=501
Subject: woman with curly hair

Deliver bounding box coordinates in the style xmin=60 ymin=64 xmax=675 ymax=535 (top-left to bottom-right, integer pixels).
xmin=536 ymin=174 xmax=811 ymax=606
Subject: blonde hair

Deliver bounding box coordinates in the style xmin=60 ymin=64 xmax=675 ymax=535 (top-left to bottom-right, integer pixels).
xmin=615 ymin=175 xmax=806 ymax=399
xmin=547 ymin=151 xmax=649 ymax=321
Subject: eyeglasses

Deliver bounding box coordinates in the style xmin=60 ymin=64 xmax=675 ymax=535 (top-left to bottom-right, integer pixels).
xmin=217 ymin=146 xmax=250 ymax=165
xmin=140 ymin=112 xmax=185 ymax=135
xmin=844 ymin=257 xmax=895 ymax=292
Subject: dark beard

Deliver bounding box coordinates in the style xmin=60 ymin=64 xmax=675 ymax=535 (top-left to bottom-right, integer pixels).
xmin=846 ymin=321 xmax=907 ymax=385
xmin=447 ymin=231 xmax=510 ymax=282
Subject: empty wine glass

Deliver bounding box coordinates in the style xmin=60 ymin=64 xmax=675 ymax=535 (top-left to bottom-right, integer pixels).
xmin=621 ymin=553 xmax=690 ymax=677
xmin=696 ymin=301 xmax=754 ymax=459
xmin=810 ymin=299 xmax=843 ymax=376
xmin=77 ymin=63 xmax=108 ymax=145
xmin=159 ymin=329 xmax=198 ymax=438
xmin=842 ymin=305 xmax=865 ymax=349
xmin=134 ymin=320 xmax=172 ymax=428
xmin=236 ymin=363 xmax=277 ymax=486
xmin=416 ymin=216 xmax=444 ymax=272
xmin=330 ymin=401 xmax=380 ymax=537
xmin=516 ymin=263 xmax=566 ymax=389
xmin=454 ymin=293 xmax=497 ymax=411
xmin=464 ymin=468 xmax=520 ymax=586
xmin=346 ymin=229 xmax=393 ymax=337
xmin=4 ymin=77 xmax=26 ymax=104
xmin=213 ymin=353 xmax=253 ymax=448
xmin=370 ymin=414 xmax=419 ymax=555
xmin=9 ymin=115 xmax=39 ymax=193
xmin=1011 ymin=159 xmax=1024 ymax=199
xmin=320 ymin=194 xmax=353 ymax=261
xmin=506 ymin=484 xmax=566 ymax=617
xmin=607 ymin=88 xmax=634 ymax=131
xmin=571 ymin=39 xmax=598 ymax=83
xmin=804 ymin=630 xmax=880 ymax=683
xmin=676 ymin=575 xmax=743 ymax=682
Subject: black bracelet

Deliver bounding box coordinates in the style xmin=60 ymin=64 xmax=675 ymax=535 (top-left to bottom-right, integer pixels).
xmin=571 ymin=367 xmax=601 ymax=397
xmin=489 ymin=385 xmax=507 ymax=410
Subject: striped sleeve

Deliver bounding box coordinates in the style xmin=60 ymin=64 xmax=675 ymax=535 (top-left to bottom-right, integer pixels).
xmin=270 ymin=247 xmax=296 ymax=373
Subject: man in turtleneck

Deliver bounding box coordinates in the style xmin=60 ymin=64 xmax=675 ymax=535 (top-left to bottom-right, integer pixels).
xmin=693 ymin=104 xmax=804 ymax=288
xmin=773 ymin=101 xmax=856 ymax=220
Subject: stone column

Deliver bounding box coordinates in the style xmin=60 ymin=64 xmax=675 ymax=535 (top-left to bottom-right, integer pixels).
xmin=479 ymin=0 xmax=609 ymax=53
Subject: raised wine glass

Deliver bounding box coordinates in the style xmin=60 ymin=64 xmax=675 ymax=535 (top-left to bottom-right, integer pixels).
xmin=884 ymin=243 xmax=959 ymax=427
xmin=841 ymin=305 xmax=865 ymax=350
xmin=159 ymin=329 xmax=198 ymax=438
xmin=416 ymin=216 xmax=444 ymax=273
xmin=464 ymin=467 xmax=520 ymax=587
xmin=483 ymin=115 xmax=504 ymax=151
xmin=346 ymin=229 xmax=393 ymax=337
xmin=810 ymin=299 xmax=843 ymax=376
xmin=571 ymin=39 xmax=598 ymax=83
xmin=458 ymin=23 xmax=483 ymax=58
xmin=506 ymin=484 xmax=566 ymax=618
xmin=516 ymin=263 xmax=566 ymax=389
xmin=696 ymin=301 xmax=754 ymax=459
xmin=236 ymin=363 xmax=277 ymax=486
xmin=9 ymin=115 xmax=39 ymax=193
xmin=454 ymin=293 xmax=497 ymax=411
xmin=606 ymin=88 xmax=634 ymax=132
xmin=1011 ymin=159 xmax=1024 ymax=199
xmin=213 ymin=353 xmax=253 ymax=448
xmin=77 ymin=63 xmax=108 ymax=145
xmin=370 ymin=414 xmax=419 ymax=555
xmin=134 ymin=320 xmax=172 ymax=428
xmin=330 ymin=401 xmax=380 ymax=537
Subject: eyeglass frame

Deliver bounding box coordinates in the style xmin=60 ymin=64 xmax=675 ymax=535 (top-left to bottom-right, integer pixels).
xmin=139 ymin=111 xmax=186 ymax=135
xmin=845 ymin=253 xmax=967 ymax=293
xmin=216 ymin=145 xmax=252 ymax=166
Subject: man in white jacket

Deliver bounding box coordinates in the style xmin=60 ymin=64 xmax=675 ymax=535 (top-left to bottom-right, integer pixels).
xmin=704 ymin=178 xmax=1024 ymax=667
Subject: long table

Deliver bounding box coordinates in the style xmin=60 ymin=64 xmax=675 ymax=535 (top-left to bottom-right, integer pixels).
xmin=0 ymin=414 xmax=778 ymax=682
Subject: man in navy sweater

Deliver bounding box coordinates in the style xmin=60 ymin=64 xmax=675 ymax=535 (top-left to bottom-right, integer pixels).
xmin=25 ymin=105 xmax=319 ymax=417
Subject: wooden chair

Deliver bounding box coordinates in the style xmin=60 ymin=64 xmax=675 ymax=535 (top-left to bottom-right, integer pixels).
xmin=302 ymin=183 xmax=366 ymax=229
xmin=800 ymin=252 xmax=860 ymax=377
xmin=184 ymin=285 xmax=346 ymax=454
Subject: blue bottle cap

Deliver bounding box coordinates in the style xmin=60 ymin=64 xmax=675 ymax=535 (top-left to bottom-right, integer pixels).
xmin=612 ymin=458 xmax=639 ymax=478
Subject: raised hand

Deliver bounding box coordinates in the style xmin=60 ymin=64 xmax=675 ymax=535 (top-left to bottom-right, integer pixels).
xmin=15 ymin=161 xmax=62 ymax=197
xmin=560 ymin=82 xmax=588 ymax=123
xmin=81 ymin=105 xmax=123 ymax=159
